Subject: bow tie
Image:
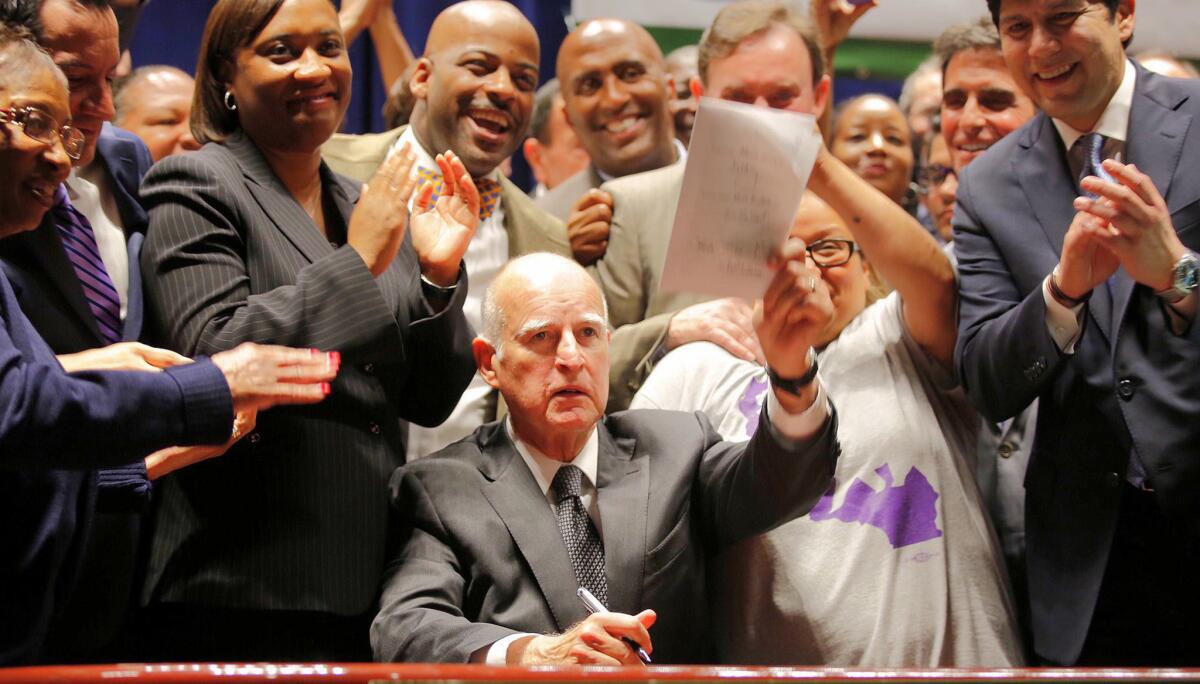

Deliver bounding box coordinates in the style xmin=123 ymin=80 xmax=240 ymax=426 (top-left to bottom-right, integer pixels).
xmin=415 ymin=166 xmax=502 ymax=220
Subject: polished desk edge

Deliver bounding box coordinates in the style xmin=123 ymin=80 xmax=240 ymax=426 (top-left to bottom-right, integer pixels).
xmin=1 ymin=664 xmax=1200 ymax=683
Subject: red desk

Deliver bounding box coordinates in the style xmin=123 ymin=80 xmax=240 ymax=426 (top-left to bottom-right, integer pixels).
xmin=1 ymin=665 xmax=1198 ymax=683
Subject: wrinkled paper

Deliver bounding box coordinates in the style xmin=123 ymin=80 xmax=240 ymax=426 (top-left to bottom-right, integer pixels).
xmin=659 ymin=97 xmax=820 ymax=299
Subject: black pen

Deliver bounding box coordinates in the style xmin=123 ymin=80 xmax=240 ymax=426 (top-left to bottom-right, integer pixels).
xmin=575 ymin=587 xmax=652 ymax=664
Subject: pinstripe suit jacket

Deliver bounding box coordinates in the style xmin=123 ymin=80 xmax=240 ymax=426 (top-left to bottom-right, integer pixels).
xmin=138 ymin=132 xmax=476 ymax=615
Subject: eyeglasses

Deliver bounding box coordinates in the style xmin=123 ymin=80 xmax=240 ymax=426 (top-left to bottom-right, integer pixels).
xmin=917 ymin=163 xmax=956 ymax=193
xmin=0 ymin=106 xmax=85 ymax=161
xmin=806 ymin=238 xmax=860 ymax=268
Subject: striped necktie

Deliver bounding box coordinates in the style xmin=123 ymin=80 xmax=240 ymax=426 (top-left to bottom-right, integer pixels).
xmin=1077 ymin=132 xmax=1116 ymax=197
xmin=414 ymin=166 xmax=502 ymax=220
xmin=51 ymin=184 xmax=122 ymax=344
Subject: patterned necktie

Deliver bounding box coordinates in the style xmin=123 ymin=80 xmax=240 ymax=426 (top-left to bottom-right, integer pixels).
xmin=1077 ymin=132 xmax=1115 ymax=198
xmin=414 ymin=165 xmax=502 ymax=220
xmin=51 ymin=185 xmax=122 ymax=344
xmin=550 ymin=464 xmax=608 ymax=605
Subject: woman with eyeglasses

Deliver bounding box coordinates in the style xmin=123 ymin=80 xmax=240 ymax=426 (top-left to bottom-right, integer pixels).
xmin=631 ymin=142 xmax=1023 ymax=664
xmin=0 ymin=26 xmax=338 ymax=665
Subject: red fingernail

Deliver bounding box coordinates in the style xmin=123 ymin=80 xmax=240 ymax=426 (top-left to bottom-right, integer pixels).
xmin=321 ymin=382 xmax=331 ymax=394
xmin=329 ymin=351 xmax=340 ymax=366
xmin=310 ymin=348 xmax=319 ymax=356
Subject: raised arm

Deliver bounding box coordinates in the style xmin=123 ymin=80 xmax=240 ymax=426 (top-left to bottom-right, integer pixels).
xmin=808 ymin=143 xmax=958 ymax=368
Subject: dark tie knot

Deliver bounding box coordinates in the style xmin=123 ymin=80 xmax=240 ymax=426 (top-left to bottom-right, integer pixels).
xmin=551 ymin=464 xmax=584 ymax=501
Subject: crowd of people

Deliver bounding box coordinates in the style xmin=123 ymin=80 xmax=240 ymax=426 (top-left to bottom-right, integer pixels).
xmin=1 ymin=0 xmax=1197 ymax=671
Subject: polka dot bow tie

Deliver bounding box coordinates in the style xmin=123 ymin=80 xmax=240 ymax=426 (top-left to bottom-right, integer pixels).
xmin=415 ymin=166 xmax=502 ymax=220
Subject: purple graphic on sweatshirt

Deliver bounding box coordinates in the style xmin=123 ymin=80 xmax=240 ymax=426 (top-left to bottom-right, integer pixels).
xmin=738 ymin=377 xmax=769 ymax=438
xmin=809 ymin=464 xmax=942 ymax=549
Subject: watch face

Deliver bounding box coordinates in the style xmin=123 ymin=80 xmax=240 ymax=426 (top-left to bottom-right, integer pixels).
xmin=1179 ymin=255 xmax=1200 ymax=292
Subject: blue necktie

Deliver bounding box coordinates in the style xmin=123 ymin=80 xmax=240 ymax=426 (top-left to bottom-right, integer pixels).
xmin=1078 ymin=132 xmax=1115 ymax=197
xmin=51 ymin=185 xmax=122 ymax=344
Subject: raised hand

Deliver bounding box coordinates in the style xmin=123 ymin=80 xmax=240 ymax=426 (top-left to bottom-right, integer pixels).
xmin=811 ymin=0 xmax=876 ymax=57
xmin=755 ymin=237 xmax=834 ymax=379
xmin=1075 ymin=160 xmax=1187 ymax=292
xmin=411 ymin=150 xmax=480 ymax=287
xmin=567 ymin=189 xmax=613 ymax=266
xmin=516 ymin=610 xmax=655 ymax=666
xmin=210 ymin=343 xmax=339 ymax=413
xmin=348 ymin=143 xmax=419 ymax=277
xmin=57 ymin=342 xmax=191 ymax=373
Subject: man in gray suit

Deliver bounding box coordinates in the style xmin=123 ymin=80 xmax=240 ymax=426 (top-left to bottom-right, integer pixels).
xmin=372 ymin=251 xmax=838 ymax=665
xmin=538 ymin=19 xmax=682 ymax=265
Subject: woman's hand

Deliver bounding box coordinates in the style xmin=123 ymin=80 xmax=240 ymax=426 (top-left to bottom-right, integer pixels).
xmin=144 ymin=410 xmax=258 ymax=480
xmin=348 ymin=143 xmax=419 ymax=277
xmin=411 ymin=150 xmax=480 ymax=287
xmin=57 ymin=342 xmax=191 ymax=373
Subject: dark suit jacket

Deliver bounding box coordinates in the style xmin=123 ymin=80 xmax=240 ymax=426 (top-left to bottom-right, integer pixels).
xmin=0 ymin=125 xmax=156 ymax=658
xmin=954 ymin=66 xmax=1200 ymax=664
xmin=0 ymin=271 xmax=232 ymax=665
xmin=138 ymin=132 xmax=476 ymax=617
xmin=372 ymin=407 xmax=839 ymax=664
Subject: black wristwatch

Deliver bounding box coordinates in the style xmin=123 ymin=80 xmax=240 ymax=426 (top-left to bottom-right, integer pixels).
xmin=766 ymin=352 xmax=819 ymax=395
xmin=1155 ymin=252 xmax=1199 ymax=304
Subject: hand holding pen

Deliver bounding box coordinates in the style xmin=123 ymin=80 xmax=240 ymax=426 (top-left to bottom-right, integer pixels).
xmin=577 ymin=587 xmax=654 ymax=665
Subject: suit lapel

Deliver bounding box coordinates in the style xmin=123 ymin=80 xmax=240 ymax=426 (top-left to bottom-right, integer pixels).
xmin=97 ymin=129 xmax=148 ymax=234
xmin=227 ymin=133 xmax=334 ymax=265
xmin=1114 ymin=68 xmax=1192 ymax=337
xmin=1018 ymin=115 xmax=1114 ymax=343
xmin=595 ymin=424 xmax=647 ymax=617
xmin=480 ymin=428 xmax=587 ymax=631
xmin=19 ymin=216 xmax=103 ymax=342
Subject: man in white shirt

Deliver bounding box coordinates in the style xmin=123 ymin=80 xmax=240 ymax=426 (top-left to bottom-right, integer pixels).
xmin=371 ymin=251 xmax=838 ymax=665
xmin=956 ymin=0 xmax=1200 ymax=665
xmin=321 ymin=1 xmax=570 ymax=463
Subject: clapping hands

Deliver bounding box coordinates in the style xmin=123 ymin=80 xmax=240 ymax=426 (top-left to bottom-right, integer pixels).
xmin=411 ymin=150 xmax=480 ymax=287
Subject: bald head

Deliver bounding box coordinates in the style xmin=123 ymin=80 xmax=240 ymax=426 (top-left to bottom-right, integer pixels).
xmin=482 ymin=253 xmax=608 ymax=347
xmin=424 ymin=0 xmax=537 ymax=59
xmin=411 ymin=0 xmax=539 ymax=178
xmin=555 ymin=17 xmax=676 ymax=177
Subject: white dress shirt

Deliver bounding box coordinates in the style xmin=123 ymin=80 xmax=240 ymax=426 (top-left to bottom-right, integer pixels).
xmin=390 ymin=129 xmax=512 ymax=461
xmin=67 ymin=164 xmax=129 ymax=321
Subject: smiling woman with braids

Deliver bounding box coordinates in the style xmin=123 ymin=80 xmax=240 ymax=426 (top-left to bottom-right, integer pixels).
xmin=136 ymin=0 xmax=480 ymax=661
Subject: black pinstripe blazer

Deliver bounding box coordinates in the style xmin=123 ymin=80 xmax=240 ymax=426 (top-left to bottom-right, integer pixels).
xmin=137 ymin=131 xmax=476 ymax=616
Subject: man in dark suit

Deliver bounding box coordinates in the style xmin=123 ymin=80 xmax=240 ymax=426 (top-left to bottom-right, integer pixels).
xmin=955 ymin=0 xmax=1200 ymax=665
xmin=373 ymin=251 xmax=839 ymax=665
xmin=0 ymin=0 xmax=221 ymax=661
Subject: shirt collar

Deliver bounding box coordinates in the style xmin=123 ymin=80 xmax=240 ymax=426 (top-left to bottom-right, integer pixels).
xmin=594 ymin=138 xmax=688 ymax=184
xmin=505 ymin=417 xmax=599 ymax=497
xmin=395 ymin=127 xmax=504 ymax=184
xmin=1052 ymin=58 xmax=1136 ymax=151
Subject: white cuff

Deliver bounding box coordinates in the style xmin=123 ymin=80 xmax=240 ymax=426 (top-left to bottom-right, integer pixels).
xmin=485 ymin=633 xmax=535 ymax=665
xmin=765 ymin=380 xmax=829 ymax=442
xmin=1042 ymin=275 xmax=1084 ymax=353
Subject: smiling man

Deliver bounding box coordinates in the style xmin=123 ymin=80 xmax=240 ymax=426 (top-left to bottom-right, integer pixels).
xmin=536 ymin=19 xmax=681 ymax=230
xmin=323 ymin=0 xmax=570 ymax=463
xmin=371 ymin=252 xmax=838 ymax=665
xmin=955 ymin=0 xmax=1200 ymax=665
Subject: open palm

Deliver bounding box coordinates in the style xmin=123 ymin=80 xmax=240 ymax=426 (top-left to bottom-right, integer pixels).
xmin=411 ymin=151 xmax=481 ymax=286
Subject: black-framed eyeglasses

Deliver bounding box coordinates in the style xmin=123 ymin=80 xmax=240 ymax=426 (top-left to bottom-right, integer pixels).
xmin=0 ymin=106 xmax=85 ymax=161
xmin=917 ymin=163 xmax=956 ymax=193
xmin=806 ymin=238 xmax=860 ymax=268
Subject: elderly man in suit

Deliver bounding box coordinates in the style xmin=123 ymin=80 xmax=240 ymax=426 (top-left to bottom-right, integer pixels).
xmin=323 ymin=1 xmax=569 ymax=462
xmin=538 ymin=19 xmax=682 ymax=265
xmin=372 ymin=251 xmax=837 ymax=665
xmin=955 ymin=0 xmax=1200 ymax=665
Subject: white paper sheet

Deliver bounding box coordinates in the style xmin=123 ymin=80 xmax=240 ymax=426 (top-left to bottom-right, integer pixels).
xmin=658 ymin=97 xmax=821 ymax=300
